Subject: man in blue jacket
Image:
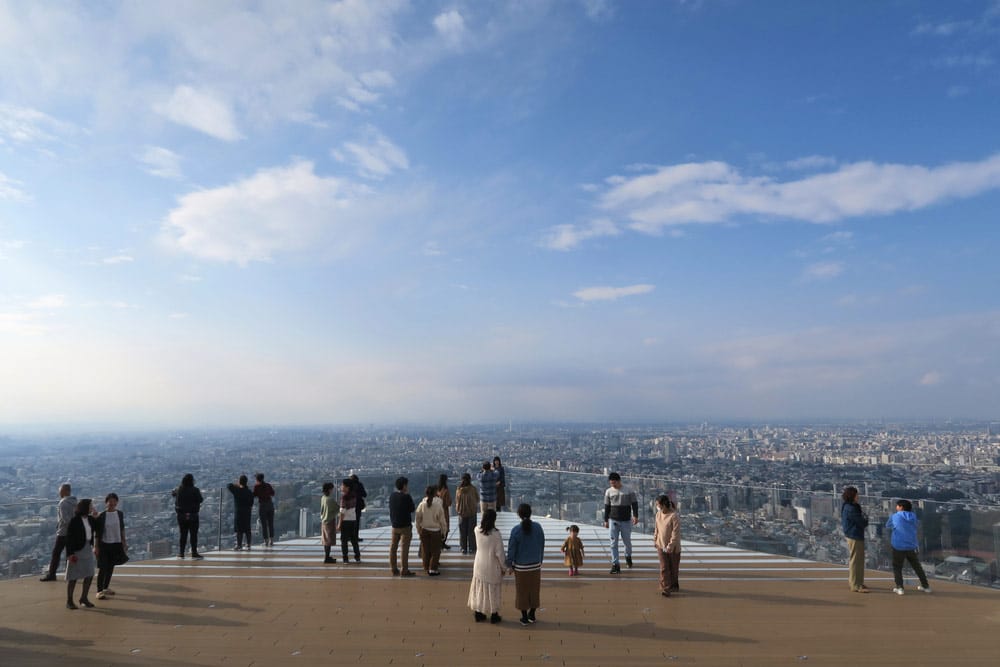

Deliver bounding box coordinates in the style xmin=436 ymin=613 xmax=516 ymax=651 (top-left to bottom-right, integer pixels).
xmin=885 ymin=499 xmax=931 ymax=595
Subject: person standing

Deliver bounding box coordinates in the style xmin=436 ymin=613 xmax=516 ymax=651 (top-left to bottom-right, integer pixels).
xmin=41 ymin=483 xmax=76 ymax=581
xmin=841 ymin=486 xmax=869 ymax=593
xmin=95 ymin=493 xmax=127 ymax=600
xmin=320 ymin=482 xmax=339 ymax=564
xmin=437 ymin=473 xmax=453 ymax=550
xmin=65 ymin=498 xmax=98 ymax=610
xmin=561 ymin=525 xmax=584 ymax=576
xmin=228 ymin=475 xmax=255 ymax=551
xmin=349 ymin=474 xmax=367 ymax=534
xmin=506 ymin=503 xmax=545 ymax=626
xmin=455 ymin=473 xmax=480 ymax=555
xmin=253 ymin=473 xmax=276 ymax=547
xmin=493 ymin=456 xmax=507 ymax=512
xmin=389 ymin=476 xmax=416 ymax=576
xmin=415 ymin=485 xmax=446 ymax=575
xmin=340 ymin=479 xmax=362 ymax=563
xmin=173 ymin=473 xmax=204 ymax=560
xmin=468 ymin=509 xmax=505 ymax=624
xmin=885 ymin=499 xmax=932 ymax=595
xmin=478 ymin=461 xmax=498 ymax=513
xmin=653 ymin=495 xmax=681 ymax=596
xmin=603 ymin=472 xmax=638 ymax=574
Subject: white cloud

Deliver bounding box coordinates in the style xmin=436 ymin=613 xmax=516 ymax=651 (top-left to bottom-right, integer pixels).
xmin=803 ymin=261 xmax=844 ymax=281
xmin=0 ymin=172 xmax=27 ymax=201
xmin=785 ymin=155 xmax=837 ymax=170
xmin=920 ymin=371 xmax=943 ymax=386
xmin=433 ymin=10 xmax=467 ymax=46
xmin=160 ymin=160 xmax=368 ymax=264
xmin=573 ymin=284 xmax=654 ymax=302
xmin=154 ymin=85 xmax=243 ymax=141
xmin=102 ymin=255 xmax=135 ymax=265
xmin=542 ymin=218 xmax=621 ymax=251
xmin=336 ymin=127 xmax=409 ymax=179
xmin=821 ymin=230 xmax=853 ymax=243
xmin=597 ymin=153 xmax=1000 ymax=233
xmin=139 ymin=146 xmax=183 ymax=180
xmin=28 ymin=294 xmax=66 ymax=309
xmin=0 ymin=103 xmax=73 ymax=145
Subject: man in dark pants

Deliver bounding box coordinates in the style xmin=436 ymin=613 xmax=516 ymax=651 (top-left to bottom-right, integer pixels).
xmin=388 ymin=477 xmax=416 ymax=576
xmin=41 ymin=483 xmax=76 ymax=581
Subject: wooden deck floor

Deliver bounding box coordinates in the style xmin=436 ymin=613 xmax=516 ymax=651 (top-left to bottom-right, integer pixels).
xmin=2 ymin=514 xmax=997 ymax=666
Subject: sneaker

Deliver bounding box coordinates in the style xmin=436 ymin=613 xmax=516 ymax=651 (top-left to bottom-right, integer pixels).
xmin=234 ymin=545 xmax=242 ymax=551
xmin=917 ymin=586 xmax=932 ymax=594
xmin=392 ymin=568 xmax=400 ymax=576
xmin=520 ymin=616 xmax=530 ymax=626
xmin=177 ymin=554 xmax=186 ymax=559
xmin=96 ymin=591 xmax=107 ymax=600
xmin=400 ymin=570 xmax=416 ymax=577
xmin=40 ymin=574 xmax=57 ymax=582
xmin=191 ymin=553 xmax=204 ymax=560
xmin=474 ymin=611 xmax=487 ymax=622
xmin=490 ymin=613 xmax=502 ymax=624
xmin=104 ymin=589 xmax=115 ymax=596
xmin=324 ymin=557 xmax=336 ymax=564
xmin=626 ymin=556 xmax=633 ymax=568
xmin=428 ymin=570 xmax=441 ymax=576
xmin=66 ymin=601 xmax=77 ymax=610
xmin=527 ymin=610 xmax=536 ymax=623
xmin=442 ymin=543 xmax=452 ymax=550
xmin=661 ymin=590 xmax=671 ymax=597
xmin=893 ymin=587 xmax=905 ymax=595
xmin=609 ymin=564 xmax=621 ymax=575
xmin=79 ymin=598 xmax=95 ymax=608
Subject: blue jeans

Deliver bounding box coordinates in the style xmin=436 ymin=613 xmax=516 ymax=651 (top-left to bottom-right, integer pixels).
xmin=609 ymin=519 xmax=633 ymax=566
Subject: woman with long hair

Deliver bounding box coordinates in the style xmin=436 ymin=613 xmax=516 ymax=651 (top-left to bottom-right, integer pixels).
xmin=506 ymin=503 xmax=545 ymax=626
xmin=455 ymin=472 xmax=480 ymax=554
xmin=653 ymin=495 xmax=681 ymax=596
xmin=65 ymin=498 xmax=98 ymax=609
xmin=415 ymin=484 xmax=446 ymax=575
xmin=493 ymin=456 xmax=506 ymax=511
xmin=437 ymin=473 xmax=452 ymax=550
xmin=468 ymin=509 xmax=505 ymax=623
xmin=841 ymin=486 xmax=869 ymax=593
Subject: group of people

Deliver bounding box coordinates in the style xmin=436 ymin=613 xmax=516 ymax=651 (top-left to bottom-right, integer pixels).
xmin=840 ymin=486 xmax=932 ymax=595
xmin=39 ymin=484 xmax=128 ymax=610
xmin=318 ymin=474 xmax=368 ymax=564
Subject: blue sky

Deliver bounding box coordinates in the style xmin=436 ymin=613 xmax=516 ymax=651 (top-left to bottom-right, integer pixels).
xmin=1 ymin=1 xmax=999 ymax=426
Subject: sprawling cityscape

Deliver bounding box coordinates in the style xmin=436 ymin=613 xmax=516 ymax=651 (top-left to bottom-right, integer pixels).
xmin=3 ymin=421 xmax=998 ymax=586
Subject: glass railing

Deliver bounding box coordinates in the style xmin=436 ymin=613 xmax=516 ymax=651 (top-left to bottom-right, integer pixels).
xmin=4 ymin=467 xmax=998 ymax=589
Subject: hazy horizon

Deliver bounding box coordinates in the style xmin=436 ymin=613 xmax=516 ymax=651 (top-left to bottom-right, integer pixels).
xmin=2 ymin=2 xmax=999 ymax=426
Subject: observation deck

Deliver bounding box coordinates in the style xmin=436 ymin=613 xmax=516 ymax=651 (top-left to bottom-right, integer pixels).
xmin=1 ymin=513 xmax=997 ymax=666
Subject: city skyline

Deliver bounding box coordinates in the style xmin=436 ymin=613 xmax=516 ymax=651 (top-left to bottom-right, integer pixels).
xmin=2 ymin=1 xmax=999 ymax=427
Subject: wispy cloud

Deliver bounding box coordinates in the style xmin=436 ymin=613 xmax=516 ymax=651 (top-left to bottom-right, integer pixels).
xmin=102 ymin=255 xmax=135 ymax=265
xmin=28 ymin=294 xmax=66 ymax=309
xmin=573 ymin=284 xmax=654 ymax=302
xmin=542 ymin=218 xmax=621 ymax=251
xmin=0 ymin=172 xmax=28 ymax=201
xmin=821 ymin=231 xmax=853 ymax=243
xmin=0 ymin=103 xmax=74 ymax=145
xmin=154 ymin=85 xmax=243 ymax=141
xmin=139 ymin=146 xmax=183 ymax=180
xmin=335 ymin=127 xmax=409 ymax=180
xmin=920 ymin=371 xmax=943 ymax=386
xmin=434 ymin=10 xmax=468 ymax=48
xmin=160 ymin=160 xmax=369 ymax=264
xmin=596 ymin=153 xmax=1000 ymax=234
xmin=785 ymin=155 xmax=838 ymax=171
xmin=802 ymin=261 xmax=844 ymax=281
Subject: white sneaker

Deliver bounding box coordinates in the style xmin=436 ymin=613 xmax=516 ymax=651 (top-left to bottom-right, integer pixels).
xmin=917 ymin=586 xmax=932 ymax=593
xmin=96 ymin=591 xmax=107 ymax=600
xmin=892 ymin=587 xmax=904 ymax=595
xmin=104 ymin=589 xmax=115 ymax=596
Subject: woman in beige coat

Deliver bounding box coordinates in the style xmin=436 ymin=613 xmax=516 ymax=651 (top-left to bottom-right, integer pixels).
xmin=467 ymin=509 xmax=505 ymax=623
xmin=653 ymin=495 xmax=681 ymax=596
xmin=415 ymin=485 xmax=447 ymax=575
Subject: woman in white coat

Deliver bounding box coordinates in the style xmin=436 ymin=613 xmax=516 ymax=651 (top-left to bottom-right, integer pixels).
xmin=467 ymin=509 xmax=505 ymax=623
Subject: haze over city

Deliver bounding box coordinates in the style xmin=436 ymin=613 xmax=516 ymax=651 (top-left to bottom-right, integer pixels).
xmin=1 ymin=1 xmax=999 ymax=427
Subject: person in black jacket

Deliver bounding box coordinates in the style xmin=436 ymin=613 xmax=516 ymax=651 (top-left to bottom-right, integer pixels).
xmin=65 ymin=498 xmax=98 ymax=609
xmin=95 ymin=492 xmax=127 ymax=599
xmin=172 ymin=474 xmax=204 ymax=559
xmin=228 ymin=475 xmax=255 ymax=551
xmin=841 ymin=486 xmax=869 ymax=593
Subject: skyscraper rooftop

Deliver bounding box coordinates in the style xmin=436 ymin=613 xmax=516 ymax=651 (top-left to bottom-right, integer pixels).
xmin=3 ymin=513 xmax=996 ymax=666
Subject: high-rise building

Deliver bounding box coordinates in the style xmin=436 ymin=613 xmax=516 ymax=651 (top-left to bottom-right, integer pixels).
xmin=298 ymin=508 xmax=309 ymax=537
